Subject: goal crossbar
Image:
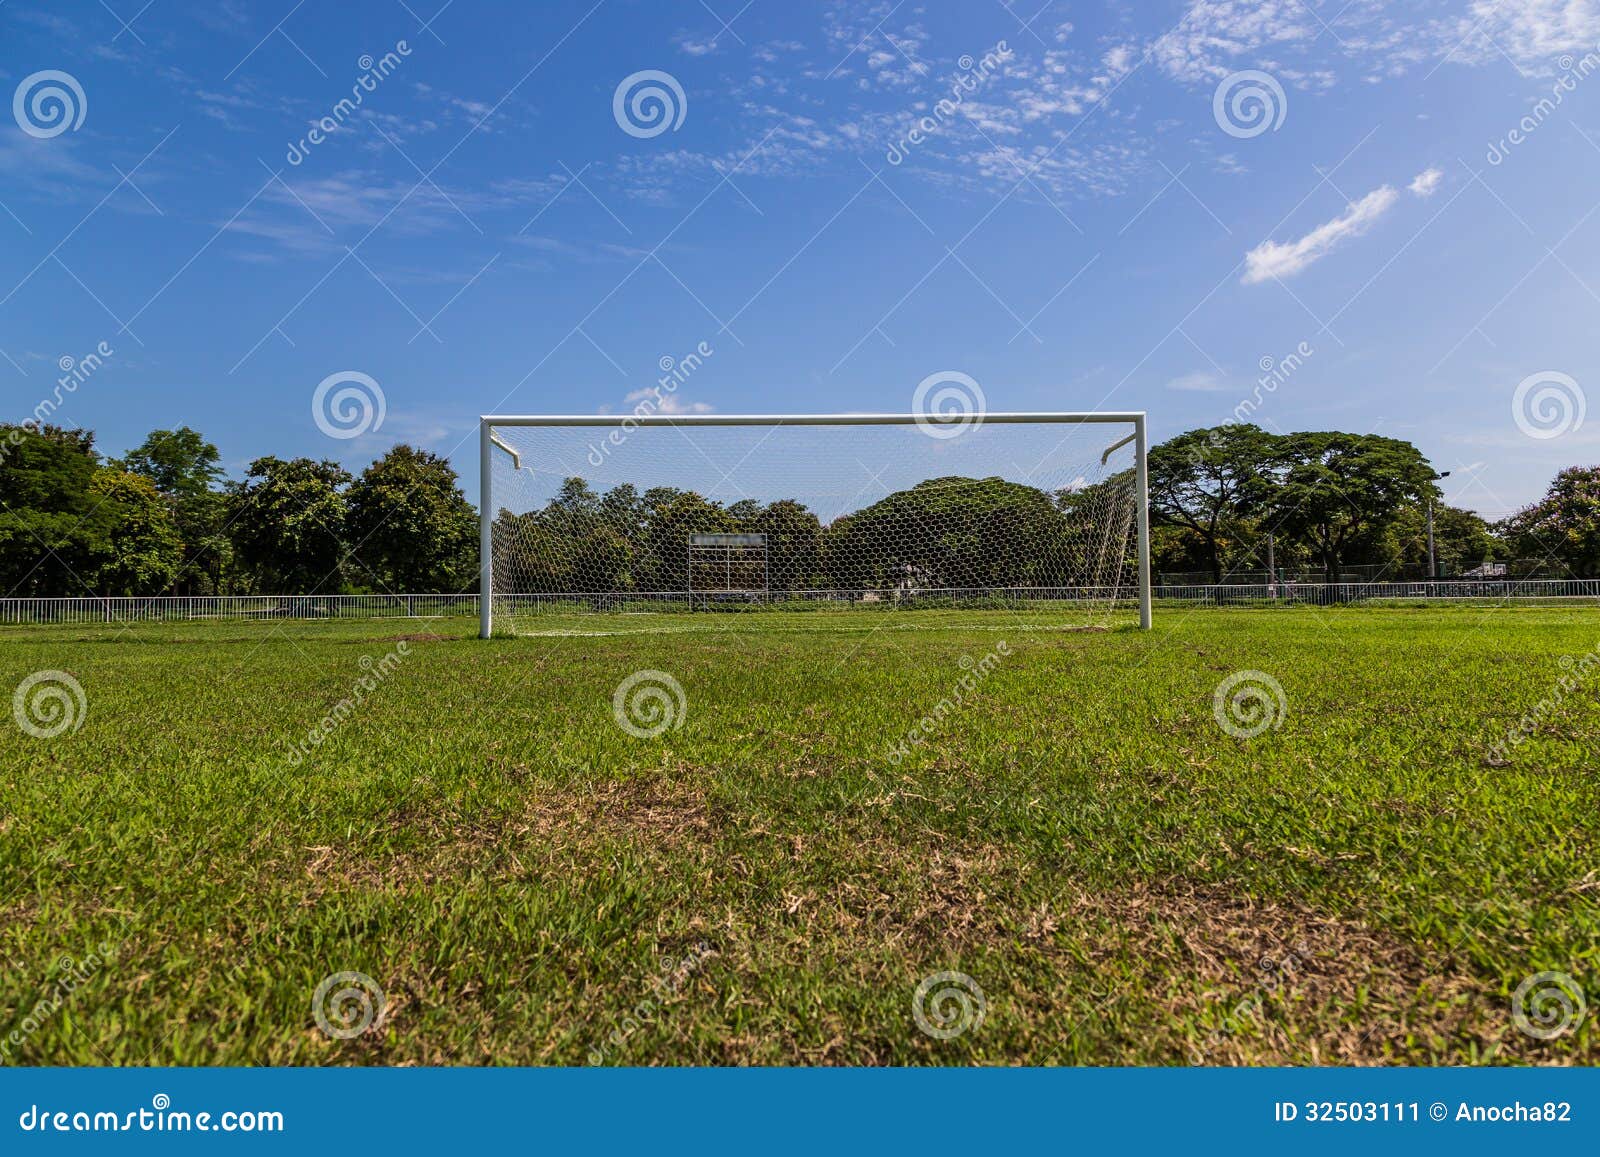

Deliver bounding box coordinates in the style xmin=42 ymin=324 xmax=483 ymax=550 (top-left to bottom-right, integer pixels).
xmin=479 ymin=411 xmax=1152 ymax=636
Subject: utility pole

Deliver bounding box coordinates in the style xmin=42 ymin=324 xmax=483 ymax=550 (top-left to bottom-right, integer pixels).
xmin=1427 ymin=470 xmax=1452 ymax=580
xmin=1266 ymin=531 xmax=1276 ymax=598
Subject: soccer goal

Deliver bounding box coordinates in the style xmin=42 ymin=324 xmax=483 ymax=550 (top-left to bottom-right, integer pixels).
xmin=478 ymin=412 xmax=1151 ymax=636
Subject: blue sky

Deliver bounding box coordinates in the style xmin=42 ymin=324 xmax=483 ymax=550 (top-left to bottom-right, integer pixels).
xmin=3 ymin=0 xmax=1600 ymax=517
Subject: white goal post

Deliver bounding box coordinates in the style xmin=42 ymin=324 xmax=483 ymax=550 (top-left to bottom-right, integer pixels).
xmin=479 ymin=412 xmax=1152 ymax=637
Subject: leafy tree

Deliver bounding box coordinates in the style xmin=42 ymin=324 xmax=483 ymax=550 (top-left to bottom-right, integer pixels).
xmin=227 ymin=457 xmax=350 ymax=593
xmin=640 ymin=490 xmax=735 ymax=590
xmin=0 ymin=425 xmax=117 ymax=596
xmin=1268 ymin=433 xmax=1438 ymax=580
xmin=1379 ymin=503 xmax=1498 ymax=578
xmin=1147 ymin=424 xmax=1277 ymax=582
xmin=88 ymin=469 xmax=184 ymax=595
xmin=825 ymin=476 xmax=1068 ymax=590
xmin=119 ymin=426 xmax=230 ymax=595
xmin=118 ymin=426 xmax=222 ymax=497
xmin=756 ymin=499 xmax=823 ymax=590
xmin=1499 ymin=466 xmax=1600 ymax=577
xmin=345 ymin=445 xmax=478 ymax=592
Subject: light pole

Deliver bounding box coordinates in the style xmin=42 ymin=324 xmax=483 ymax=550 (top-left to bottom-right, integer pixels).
xmin=1427 ymin=470 xmax=1451 ymax=580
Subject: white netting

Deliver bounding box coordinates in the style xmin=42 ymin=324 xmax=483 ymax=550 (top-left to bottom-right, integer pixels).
xmin=486 ymin=419 xmax=1140 ymax=629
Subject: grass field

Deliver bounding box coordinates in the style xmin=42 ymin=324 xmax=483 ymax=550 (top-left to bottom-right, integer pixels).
xmin=1 ymin=605 xmax=1596 ymax=1065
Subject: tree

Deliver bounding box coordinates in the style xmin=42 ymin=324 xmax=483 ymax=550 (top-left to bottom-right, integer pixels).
xmin=1268 ymin=433 xmax=1438 ymax=580
xmin=756 ymin=499 xmax=823 ymax=590
xmin=640 ymin=490 xmax=736 ymax=590
xmin=119 ymin=426 xmax=230 ymax=595
xmin=1499 ymin=466 xmax=1600 ymax=577
xmin=118 ymin=426 xmax=222 ymax=497
xmin=824 ymin=476 xmax=1069 ymax=590
xmin=0 ymin=425 xmax=117 ymax=596
xmin=1147 ymin=425 xmax=1278 ymax=582
xmin=1379 ymin=503 xmax=1498 ymax=579
xmin=88 ymin=469 xmax=184 ymax=595
xmin=227 ymin=457 xmax=350 ymax=593
xmin=345 ymin=445 xmax=478 ymax=592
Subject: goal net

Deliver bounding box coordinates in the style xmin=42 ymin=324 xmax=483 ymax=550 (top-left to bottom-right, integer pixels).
xmin=479 ymin=413 xmax=1150 ymax=635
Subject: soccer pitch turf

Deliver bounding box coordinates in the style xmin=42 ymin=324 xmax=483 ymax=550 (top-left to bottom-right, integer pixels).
xmin=1 ymin=606 xmax=1595 ymax=1065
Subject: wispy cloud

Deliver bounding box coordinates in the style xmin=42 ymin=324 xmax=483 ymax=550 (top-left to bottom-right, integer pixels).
xmin=1408 ymin=167 xmax=1443 ymax=197
xmin=624 ymin=387 xmax=712 ymax=414
xmin=1242 ymin=185 xmax=1398 ymax=284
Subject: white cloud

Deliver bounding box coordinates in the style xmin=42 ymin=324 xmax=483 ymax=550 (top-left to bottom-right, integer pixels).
xmin=1242 ymin=185 xmax=1398 ymax=284
xmin=1409 ymin=167 xmax=1443 ymax=197
xmin=624 ymin=387 xmax=712 ymax=414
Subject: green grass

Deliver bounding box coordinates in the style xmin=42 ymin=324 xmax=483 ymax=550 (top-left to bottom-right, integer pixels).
xmin=1 ymin=605 xmax=1596 ymax=1065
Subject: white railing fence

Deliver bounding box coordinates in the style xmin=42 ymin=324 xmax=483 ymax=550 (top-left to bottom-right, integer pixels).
xmin=1 ymin=579 xmax=1597 ymax=626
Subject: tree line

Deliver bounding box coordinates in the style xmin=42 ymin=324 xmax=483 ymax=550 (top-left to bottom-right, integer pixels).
xmin=0 ymin=420 xmax=1594 ymax=597
xmin=1147 ymin=424 xmax=1596 ymax=582
xmin=490 ymin=473 xmax=1124 ymax=594
xmin=0 ymin=425 xmax=475 ymax=598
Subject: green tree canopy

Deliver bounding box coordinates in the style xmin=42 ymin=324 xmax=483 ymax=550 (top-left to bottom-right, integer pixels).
xmin=1268 ymin=432 xmax=1439 ymax=580
xmin=0 ymin=425 xmax=117 ymax=597
xmin=1499 ymin=466 xmax=1600 ymax=577
xmin=227 ymin=457 xmax=351 ymax=594
xmin=1147 ymin=424 xmax=1277 ymax=582
xmin=88 ymin=469 xmax=184 ymax=595
xmin=346 ymin=445 xmax=478 ymax=592
xmin=118 ymin=426 xmax=223 ymax=498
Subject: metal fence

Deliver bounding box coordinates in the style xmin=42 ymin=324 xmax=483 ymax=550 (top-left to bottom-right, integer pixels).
xmin=1153 ymin=578 xmax=1600 ymax=604
xmin=2 ymin=580 xmax=1597 ymax=626
xmin=0 ymin=594 xmax=480 ymax=626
